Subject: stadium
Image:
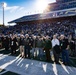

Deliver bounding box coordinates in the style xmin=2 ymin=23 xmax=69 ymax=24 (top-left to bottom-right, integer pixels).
xmin=0 ymin=0 xmax=76 ymax=75
xmin=7 ymin=0 xmax=76 ymax=36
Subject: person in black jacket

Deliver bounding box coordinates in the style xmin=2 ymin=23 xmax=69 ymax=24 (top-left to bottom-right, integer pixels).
xmin=10 ymin=34 xmax=18 ymax=54
xmin=4 ymin=35 xmax=9 ymax=50
xmin=1 ymin=34 xmax=5 ymax=48
xmin=19 ymin=34 xmax=25 ymax=58
xmin=24 ymin=34 xmax=31 ymax=58
xmin=60 ymin=35 xmax=70 ymax=65
xmin=69 ymin=35 xmax=75 ymax=57
xmin=44 ymin=36 xmax=52 ymax=62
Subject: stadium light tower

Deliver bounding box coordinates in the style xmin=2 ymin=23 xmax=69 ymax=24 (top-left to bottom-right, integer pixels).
xmin=1 ymin=2 xmax=7 ymax=26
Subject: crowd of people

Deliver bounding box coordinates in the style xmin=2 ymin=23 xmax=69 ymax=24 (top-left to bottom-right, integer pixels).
xmin=0 ymin=19 xmax=76 ymax=65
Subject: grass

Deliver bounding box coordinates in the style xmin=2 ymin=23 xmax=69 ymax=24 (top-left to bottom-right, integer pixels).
xmin=70 ymin=58 xmax=76 ymax=67
xmin=72 ymin=59 xmax=76 ymax=64
xmin=0 ymin=48 xmax=20 ymax=56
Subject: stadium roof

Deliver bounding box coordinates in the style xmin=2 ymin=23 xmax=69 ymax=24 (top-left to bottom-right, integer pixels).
xmin=8 ymin=8 xmax=76 ymax=23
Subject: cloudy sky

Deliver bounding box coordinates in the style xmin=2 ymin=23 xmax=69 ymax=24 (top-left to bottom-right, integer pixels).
xmin=0 ymin=0 xmax=56 ymax=25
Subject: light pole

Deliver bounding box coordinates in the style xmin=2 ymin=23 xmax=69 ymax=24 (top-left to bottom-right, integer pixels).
xmin=1 ymin=2 xmax=7 ymax=26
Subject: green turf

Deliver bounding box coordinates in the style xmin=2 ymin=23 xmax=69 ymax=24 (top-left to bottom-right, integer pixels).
xmin=70 ymin=59 xmax=76 ymax=67
xmin=0 ymin=49 xmax=20 ymax=56
xmin=71 ymin=58 xmax=76 ymax=64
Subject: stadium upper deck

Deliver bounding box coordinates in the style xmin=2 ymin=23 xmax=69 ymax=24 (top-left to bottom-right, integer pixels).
xmin=56 ymin=0 xmax=75 ymax=3
xmin=47 ymin=0 xmax=76 ymax=11
xmin=8 ymin=0 xmax=76 ymax=24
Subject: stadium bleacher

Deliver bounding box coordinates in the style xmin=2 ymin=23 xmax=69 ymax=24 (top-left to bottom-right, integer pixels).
xmin=48 ymin=0 xmax=76 ymax=11
xmin=1 ymin=0 xmax=74 ymax=39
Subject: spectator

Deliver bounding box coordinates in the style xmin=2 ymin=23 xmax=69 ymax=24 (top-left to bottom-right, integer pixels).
xmin=10 ymin=34 xmax=18 ymax=54
xmin=19 ymin=34 xmax=25 ymax=58
xmin=60 ymin=35 xmax=70 ymax=65
xmin=51 ymin=35 xmax=60 ymax=63
xmin=44 ymin=36 xmax=52 ymax=62
xmin=24 ymin=34 xmax=31 ymax=58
